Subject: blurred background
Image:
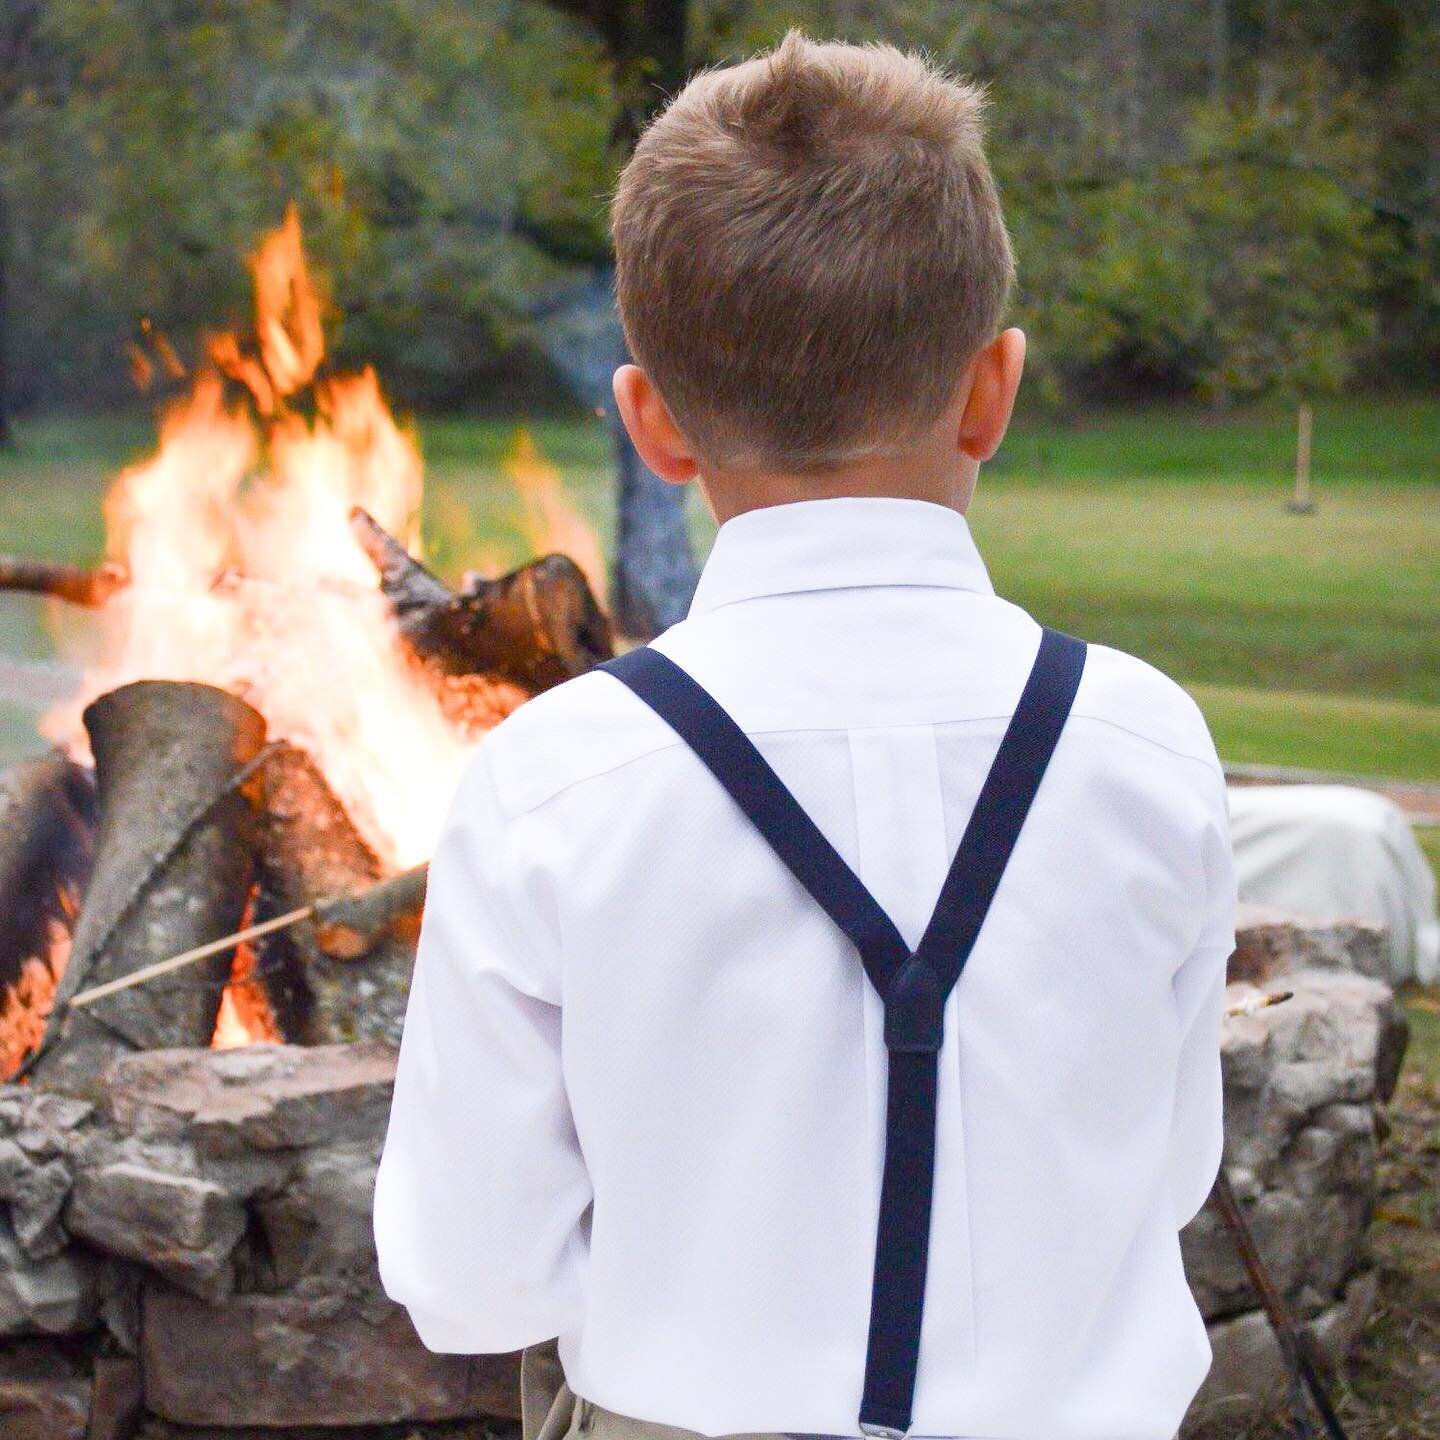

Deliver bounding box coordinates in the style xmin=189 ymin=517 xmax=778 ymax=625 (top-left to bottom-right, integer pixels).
xmin=0 ymin=0 xmax=1434 ymax=773
xmin=0 ymin=2 xmax=1434 ymax=1432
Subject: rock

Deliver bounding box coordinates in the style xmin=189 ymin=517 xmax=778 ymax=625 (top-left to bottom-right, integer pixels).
xmin=140 ymin=1280 xmax=521 ymax=1427
xmin=1182 ymin=1267 xmax=1377 ymax=1435
xmin=1181 ymin=968 xmax=1400 ymax=1319
xmin=0 ymin=1212 xmax=102 ymax=1334
xmin=0 ymin=1087 xmax=91 ymax=1260
xmin=252 ymin=1144 xmax=382 ymax=1288
xmin=1231 ymin=909 xmax=1388 ymax=986
xmin=66 ymin=1160 xmax=244 ymax=1300
xmin=0 ymin=1340 xmax=91 ymax=1440
xmin=104 ymin=1041 xmax=396 ymax=1154
xmin=86 ymin=1354 xmax=144 ymax=1440
xmin=1218 ymin=969 xmax=1398 ymax=1183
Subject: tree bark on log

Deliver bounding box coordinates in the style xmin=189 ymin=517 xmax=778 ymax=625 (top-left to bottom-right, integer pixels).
xmin=313 ymin=865 xmax=427 ymax=961
xmin=252 ymin=743 xmax=416 ymax=1046
xmin=350 ymin=507 xmax=614 ymax=695
xmin=31 ymin=682 xmax=267 ymax=1091
xmin=0 ymin=556 xmax=127 ymax=606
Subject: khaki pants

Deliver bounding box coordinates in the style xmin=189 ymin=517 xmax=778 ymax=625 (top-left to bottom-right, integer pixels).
xmin=519 ymin=1341 xmax=1178 ymax=1440
xmin=520 ymin=1340 xmax=795 ymax=1440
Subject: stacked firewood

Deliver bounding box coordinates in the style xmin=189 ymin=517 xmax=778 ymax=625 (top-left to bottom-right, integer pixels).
xmin=0 ymin=512 xmax=612 ymax=1087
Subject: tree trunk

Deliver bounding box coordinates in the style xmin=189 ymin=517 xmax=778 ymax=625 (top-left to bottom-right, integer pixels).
xmin=610 ymin=410 xmax=698 ymax=636
xmin=0 ymin=180 xmax=13 ymax=450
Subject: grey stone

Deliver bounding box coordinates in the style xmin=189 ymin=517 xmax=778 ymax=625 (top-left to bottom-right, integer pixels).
xmin=140 ymin=1279 xmax=521 ymax=1427
xmin=1231 ymin=909 xmax=1388 ymax=985
xmin=1181 ymin=965 xmax=1399 ymax=1325
xmin=105 ymin=1041 xmax=395 ymax=1154
xmin=0 ymin=1213 xmax=101 ymax=1335
xmin=66 ymin=1159 xmax=244 ymax=1300
xmin=8 ymin=1156 xmax=73 ymax=1258
xmin=1182 ymin=1267 xmax=1377 ymax=1435
xmin=86 ymin=1354 xmax=144 ymax=1440
xmin=0 ymin=1340 xmax=91 ymax=1440
xmin=253 ymin=1144 xmax=382 ymax=1288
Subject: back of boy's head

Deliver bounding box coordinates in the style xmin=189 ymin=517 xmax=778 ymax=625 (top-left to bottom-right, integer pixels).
xmin=611 ymin=30 xmax=1015 ymax=474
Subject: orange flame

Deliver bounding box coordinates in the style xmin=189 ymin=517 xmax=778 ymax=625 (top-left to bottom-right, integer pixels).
xmin=30 ymin=208 xmax=605 ymax=1055
xmin=506 ymin=427 xmax=608 ymax=603
xmin=47 ymin=213 xmax=471 ymax=873
xmin=0 ymin=927 xmax=69 ymax=1079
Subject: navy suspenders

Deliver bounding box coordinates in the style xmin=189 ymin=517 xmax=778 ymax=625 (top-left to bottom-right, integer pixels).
xmin=600 ymin=627 xmax=1087 ymax=1437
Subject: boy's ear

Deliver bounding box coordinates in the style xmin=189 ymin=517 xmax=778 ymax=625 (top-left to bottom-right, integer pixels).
xmin=957 ymin=328 xmax=1026 ymax=464
xmin=612 ymin=365 xmax=700 ymax=484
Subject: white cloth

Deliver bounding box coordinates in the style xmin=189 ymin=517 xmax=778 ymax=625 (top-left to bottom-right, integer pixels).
xmin=1228 ymin=783 xmax=1439 ymax=985
xmin=374 ymin=496 xmax=1237 ymax=1440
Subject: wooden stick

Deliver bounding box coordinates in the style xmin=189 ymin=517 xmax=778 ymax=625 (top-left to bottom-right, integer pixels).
xmin=0 ymin=556 xmax=127 ymax=607
xmin=1287 ymin=403 xmax=1316 ymax=514
xmin=1224 ymin=988 xmax=1293 ymax=1018
xmin=65 ymin=862 xmax=431 ymax=1010
xmin=1208 ymin=1168 xmax=1349 ymax=1440
xmin=68 ymin=905 xmax=314 ymax=1009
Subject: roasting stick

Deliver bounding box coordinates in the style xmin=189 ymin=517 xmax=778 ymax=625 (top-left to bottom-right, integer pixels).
xmin=67 ymin=906 xmax=315 ymax=1009
xmin=65 ymin=863 xmax=430 ymax=1011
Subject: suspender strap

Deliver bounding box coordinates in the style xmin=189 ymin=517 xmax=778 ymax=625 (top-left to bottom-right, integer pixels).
xmin=600 ymin=627 xmax=1087 ymax=1437
xmin=599 ymin=646 xmax=913 ymax=996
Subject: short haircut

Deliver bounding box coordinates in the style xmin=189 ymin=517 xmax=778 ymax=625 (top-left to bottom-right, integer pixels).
xmin=611 ymin=30 xmax=1015 ymax=472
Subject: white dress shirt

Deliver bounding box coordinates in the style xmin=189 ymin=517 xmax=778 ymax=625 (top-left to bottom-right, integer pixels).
xmin=374 ymin=496 xmax=1236 ymax=1440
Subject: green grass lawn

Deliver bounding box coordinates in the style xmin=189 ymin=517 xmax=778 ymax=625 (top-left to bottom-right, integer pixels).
xmin=9 ymin=395 xmax=1435 ymax=1437
xmin=1 ymin=394 xmax=1437 ymax=787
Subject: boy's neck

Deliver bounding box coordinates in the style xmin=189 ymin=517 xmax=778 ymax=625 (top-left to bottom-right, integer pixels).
xmin=698 ymin=447 xmax=979 ymax=525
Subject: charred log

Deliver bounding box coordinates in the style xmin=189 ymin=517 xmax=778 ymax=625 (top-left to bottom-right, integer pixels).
xmin=0 ymin=751 xmax=96 ymax=1078
xmin=0 ymin=750 xmax=94 ymax=995
xmin=351 ymin=507 xmax=614 ymax=695
xmin=31 ymin=682 xmax=268 ymax=1091
xmin=253 ymin=743 xmax=416 ymax=1045
xmin=0 ymin=555 xmax=126 ymax=607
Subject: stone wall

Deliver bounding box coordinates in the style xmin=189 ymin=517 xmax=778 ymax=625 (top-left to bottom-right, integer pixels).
xmin=0 ymin=1043 xmax=517 ymax=1439
xmin=0 ymin=913 xmax=1409 ymax=1439
xmin=1180 ymin=912 xmax=1408 ymax=1434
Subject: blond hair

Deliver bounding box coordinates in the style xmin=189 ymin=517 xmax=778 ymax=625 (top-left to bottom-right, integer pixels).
xmin=611 ymin=30 xmax=1015 ymax=472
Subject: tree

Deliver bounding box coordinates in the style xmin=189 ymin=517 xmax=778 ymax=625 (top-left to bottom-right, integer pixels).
xmin=535 ymin=0 xmax=699 ymax=638
xmin=0 ymin=1 xmax=42 ymax=448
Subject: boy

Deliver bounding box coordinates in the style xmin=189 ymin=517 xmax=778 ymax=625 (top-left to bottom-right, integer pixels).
xmin=374 ymin=30 xmax=1236 ymax=1440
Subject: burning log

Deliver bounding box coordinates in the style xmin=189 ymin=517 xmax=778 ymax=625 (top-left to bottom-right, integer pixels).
xmin=351 ymin=507 xmax=614 ymax=696
xmin=65 ymin=869 xmax=430 ymax=1041
xmin=0 ymin=751 xmax=97 ymax=1078
xmin=0 ymin=555 xmax=127 ymax=607
xmin=313 ymin=864 xmax=427 ymax=959
xmin=30 ymin=682 xmax=269 ymax=1091
xmin=0 ymin=751 xmax=95 ymax=993
xmin=251 ymin=743 xmax=418 ymax=1044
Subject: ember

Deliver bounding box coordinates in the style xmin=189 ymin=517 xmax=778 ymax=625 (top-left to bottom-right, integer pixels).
xmin=0 ymin=208 xmax=613 ymax=1081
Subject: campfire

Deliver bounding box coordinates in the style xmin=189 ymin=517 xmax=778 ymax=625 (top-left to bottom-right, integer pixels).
xmin=0 ymin=207 xmax=613 ymax=1088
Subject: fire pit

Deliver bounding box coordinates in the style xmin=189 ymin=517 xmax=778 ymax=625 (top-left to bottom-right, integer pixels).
xmin=0 ymin=207 xmax=612 ymax=1087
xmin=0 ymin=213 xmax=1413 ymax=1439
xmin=0 ymin=211 xmax=612 ymax=1436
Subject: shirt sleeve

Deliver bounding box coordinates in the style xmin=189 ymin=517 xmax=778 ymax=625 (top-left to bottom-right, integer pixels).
xmin=373 ymin=743 xmax=591 ymax=1353
xmin=1166 ymin=766 xmax=1237 ymax=1230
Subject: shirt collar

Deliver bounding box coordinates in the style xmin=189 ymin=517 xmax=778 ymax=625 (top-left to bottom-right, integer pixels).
xmin=687 ymin=496 xmax=995 ymax=617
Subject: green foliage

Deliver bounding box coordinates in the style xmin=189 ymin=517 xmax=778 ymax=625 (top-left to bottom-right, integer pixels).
xmin=2 ymin=0 xmax=616 ymax=409
xmin=0 ymin=0 xmax=1435 ymax=411
xmin=2 ymin=398 xmax=1436 ymax=780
